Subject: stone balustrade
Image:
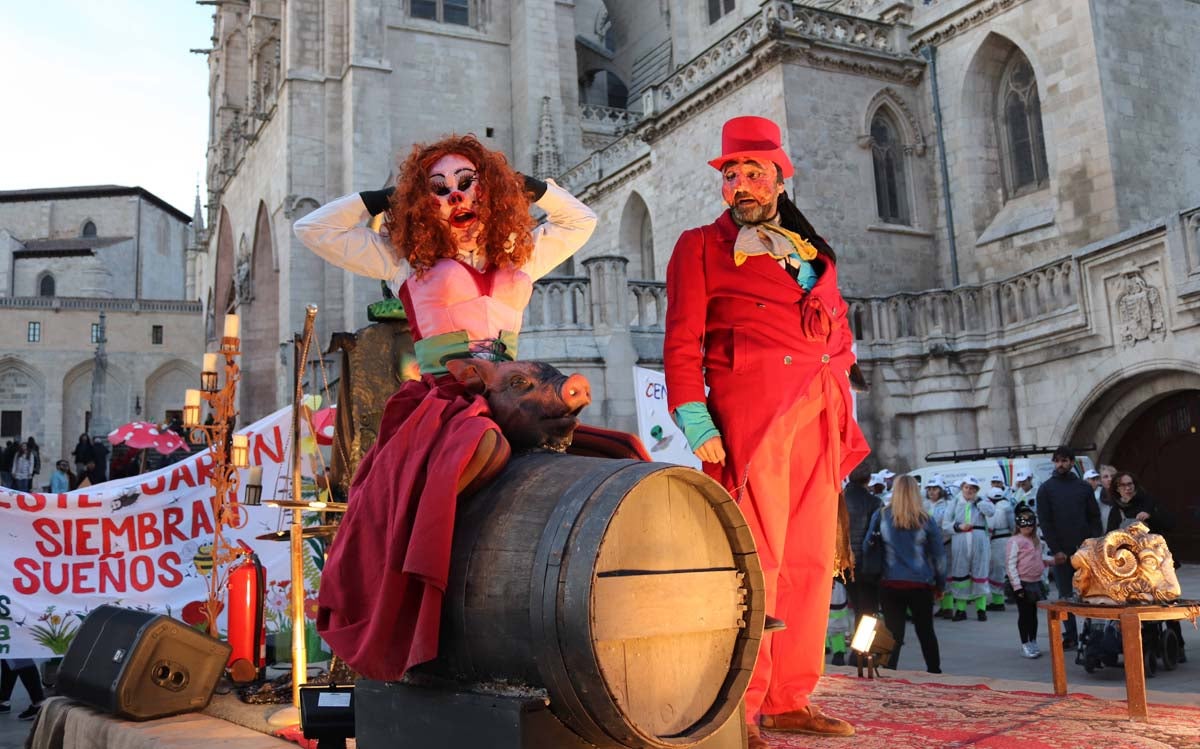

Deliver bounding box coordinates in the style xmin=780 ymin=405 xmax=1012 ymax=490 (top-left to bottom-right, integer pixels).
xmin=0 ymin=296 xmax=203 ymax=313
xmin=557 ymin=133 xmax=651 ymax=195
xmin=579 ymin=104 xmax=640 ymax=131
xmin=628 ymin=280 xmax=667 ymax=332
xmin=845 ymin=257 xmax=1080 ymax=348
xmin=523 ymin=276 xmax=591 ymax=332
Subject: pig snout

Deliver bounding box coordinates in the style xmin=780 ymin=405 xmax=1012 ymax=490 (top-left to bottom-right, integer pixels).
xmin=561 ymin=373 xmax=591 ymax=413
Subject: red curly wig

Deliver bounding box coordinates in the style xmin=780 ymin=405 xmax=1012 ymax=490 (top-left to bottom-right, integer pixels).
xmin=384 ymin=135 xmax=535 ymax=275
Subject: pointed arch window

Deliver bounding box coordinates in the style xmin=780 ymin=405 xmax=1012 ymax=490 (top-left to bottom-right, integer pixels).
xmin=38 ymin=274 xmax=56 ymax=298
xmin=997 ymin=49 xmax=1048 ymax=197
xmin=870 ymin=110 xmax=910 ymax=225
xmin=81 ymin=221 xmax=97 ymax=237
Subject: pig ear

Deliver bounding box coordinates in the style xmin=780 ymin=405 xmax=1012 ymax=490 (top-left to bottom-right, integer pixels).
xmin=446 ymin=358 xmax=491 ymax=394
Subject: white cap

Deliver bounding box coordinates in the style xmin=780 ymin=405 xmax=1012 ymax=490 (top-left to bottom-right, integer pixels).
xmin=880 ymin=469 xmax=896 ymax=479
xmin=990 ymin=473 xmax=1005 ymax=484
xmin=1014 ymin=470 xmax=1031 ymax=482
xmin=869 ymin=472 xmax=884 ymax=486
xmin=985 ymin=486 xmax=1006 ymax=500
xmin=923 ymin=474 xmax=943 ymax=489
xmin=961 ymin=475 xmax=982 ymax=489
xmin=1083 ymin=469 xmax=1100 ymax=479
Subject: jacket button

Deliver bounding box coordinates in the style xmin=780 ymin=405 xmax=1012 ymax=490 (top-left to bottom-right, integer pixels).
xmin=783 ymin=355 xmax=793 ymax=365
xmin=821 ymin=354 xmax=831 ymax=363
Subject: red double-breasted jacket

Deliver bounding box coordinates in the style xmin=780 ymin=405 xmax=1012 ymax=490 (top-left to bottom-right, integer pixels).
xmin=664 ymin=211 xmax=869 ymax=489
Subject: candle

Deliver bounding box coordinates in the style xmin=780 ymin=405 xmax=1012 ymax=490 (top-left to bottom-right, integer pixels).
xmin=223 ymin=313 xmax=240 ymax=339
xmin=185 ymin=389 xmax=201 ymax=408
xmin=231 ymin=434 xmax=250 ymax=468
xmin=202 ymin=353 xmax=218 ymax=373
xmin=248 ymin=465 xmax=263 ymax=486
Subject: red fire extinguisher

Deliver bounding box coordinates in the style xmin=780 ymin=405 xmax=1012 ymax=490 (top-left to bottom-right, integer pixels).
xmin=226 ymin=543 xmax=266 ymax=683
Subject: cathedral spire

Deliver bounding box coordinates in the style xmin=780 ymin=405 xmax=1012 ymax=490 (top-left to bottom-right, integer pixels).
xmin=534 ymin=97 xmax=561 ymax=180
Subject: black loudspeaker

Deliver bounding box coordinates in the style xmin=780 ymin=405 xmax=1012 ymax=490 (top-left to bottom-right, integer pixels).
xmin=58 ymin=605 xmax=231 ymax=720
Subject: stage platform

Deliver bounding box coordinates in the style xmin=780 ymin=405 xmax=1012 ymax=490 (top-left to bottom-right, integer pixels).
xmin=11 ymin=671 xmax=1198 ymax=749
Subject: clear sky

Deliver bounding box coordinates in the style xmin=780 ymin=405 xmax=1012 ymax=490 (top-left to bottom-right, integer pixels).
xmin=0 ymin=2 xmax=214 ymax=217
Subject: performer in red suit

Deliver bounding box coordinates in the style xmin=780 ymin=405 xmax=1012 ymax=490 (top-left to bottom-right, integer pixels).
xmin=664 ymin=116 xmax=869 ymax=745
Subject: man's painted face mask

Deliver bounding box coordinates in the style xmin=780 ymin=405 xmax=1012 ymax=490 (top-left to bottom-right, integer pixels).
xmin=428 ymin=153 xmax=482 ymax=245
xmin=721 ymin=159 xmax=782 ymax=224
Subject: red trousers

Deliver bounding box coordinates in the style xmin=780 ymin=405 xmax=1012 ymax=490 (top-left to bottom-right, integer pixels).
xmin=738 ymin=371 xmax=845 ymax=720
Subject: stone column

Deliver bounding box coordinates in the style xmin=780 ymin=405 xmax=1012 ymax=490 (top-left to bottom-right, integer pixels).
xmin=509 ymin=0 xmax=563 ymax=173
xmin=584 ymin=255 xmax=637 ymax=433
xmin=89 ymin=312 xmax=111 ymax=440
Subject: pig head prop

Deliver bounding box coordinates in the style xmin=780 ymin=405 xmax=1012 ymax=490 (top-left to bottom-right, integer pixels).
xmin=445 ymin=359 xmax=592 ymax=452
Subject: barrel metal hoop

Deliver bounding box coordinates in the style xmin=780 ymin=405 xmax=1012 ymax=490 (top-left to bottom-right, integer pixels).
xmin=529 ymin=458 xmax=643 ymax=745
xmin=559 ymin=461 xmax=671 ymax=748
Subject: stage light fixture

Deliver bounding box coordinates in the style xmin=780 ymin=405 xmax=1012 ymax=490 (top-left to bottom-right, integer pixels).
xmin=850 ymin=614 xmax=895 ymax=679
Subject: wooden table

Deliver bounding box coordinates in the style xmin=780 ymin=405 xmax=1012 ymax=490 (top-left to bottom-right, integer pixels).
xmin=1038 ymin=599 xmax=1200 ymax=721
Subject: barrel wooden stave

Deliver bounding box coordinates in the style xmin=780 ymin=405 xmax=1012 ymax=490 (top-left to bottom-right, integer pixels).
xmin=425 ymin=453 xmax=763 ymax=749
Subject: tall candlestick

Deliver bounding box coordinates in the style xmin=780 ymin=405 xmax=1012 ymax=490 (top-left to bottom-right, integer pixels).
xmin=185 ymin=389 xmax=201 ymax=408
xmin=203 ymin=353 xmax=218 ymax=373
xmin=223 ymin=314 xmax=240 ymax=339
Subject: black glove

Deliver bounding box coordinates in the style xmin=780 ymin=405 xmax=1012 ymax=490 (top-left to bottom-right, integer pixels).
xmin=359 ymin=186 xmax=395 ymax=216
xmin=521 ymin=174 xmax=548 ymax=201
xmin=1014 ymin=588 xmax=1026 ymax=600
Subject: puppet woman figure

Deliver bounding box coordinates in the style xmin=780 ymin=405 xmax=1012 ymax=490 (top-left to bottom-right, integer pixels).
xmin=294 ymin=135 xmax=596 ymax=681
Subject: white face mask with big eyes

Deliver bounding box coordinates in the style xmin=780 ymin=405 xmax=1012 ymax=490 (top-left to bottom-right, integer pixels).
xmin=428 ymin=154 xmax=483 ymax=251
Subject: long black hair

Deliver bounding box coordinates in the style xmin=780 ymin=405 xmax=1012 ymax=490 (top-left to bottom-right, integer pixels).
xmin=777 ymin=191 xmax=836 ymax=262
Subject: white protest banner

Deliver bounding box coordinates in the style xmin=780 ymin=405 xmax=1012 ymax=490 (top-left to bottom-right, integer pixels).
xmin=632 ymin=366 xmax=700 ymax=468
xmin=0 ymin=405 xmax=324 ymax=659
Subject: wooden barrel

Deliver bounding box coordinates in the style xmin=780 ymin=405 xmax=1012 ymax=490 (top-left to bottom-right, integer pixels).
xmin=427 ymin=452 xmax=764 ymax=748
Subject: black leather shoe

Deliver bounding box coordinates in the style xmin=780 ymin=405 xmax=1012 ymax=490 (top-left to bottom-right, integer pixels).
xmin=764 ymin=615 xmax=787 ymax=632
xmin=952 ymin=611 xmax=967 ymax=621
xmin=831 ymin=651 xmax=845 ymax=666
xmin=977 ymin=610 xmax=988 ymax=622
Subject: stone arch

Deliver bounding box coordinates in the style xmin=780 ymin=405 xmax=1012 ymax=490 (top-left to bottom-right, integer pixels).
xmin=223 ymin=29 xmax=249 ymax=109
xmin=60 ymin=358 xmax=131 ymax=451
xmin=1062 ymin=363 xmax=1200 ymax=560
xmin=1061 ymin=362 xmax=1200 ymax=462
xmin=0 ymin=357 xmax=47 ymax=443
xmin=959 ymin=32 xmax=1052 ymax=231
xmin=80 ymin=219 xmax=97 ymax=237
xmin=241 ymin=201 xmax=280 ymax=421
xmin=618 ymin=191 xmax=654 ymax=279
xmin=860 ymin=88 xmax=925 ymax=157
xmin=213 ymin=207 xmax=236 ymax=317
xmin=37 ymin=271 xmax=56 ymax=297
xmin=144 ymin=359 xmax=200 ymax=425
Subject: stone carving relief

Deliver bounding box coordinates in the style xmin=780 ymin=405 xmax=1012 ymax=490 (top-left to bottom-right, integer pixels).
xmin=1114 ymin=267 xmax=1166 ymax=348
xmin=234 ymin=248 xmax=253 ymax=305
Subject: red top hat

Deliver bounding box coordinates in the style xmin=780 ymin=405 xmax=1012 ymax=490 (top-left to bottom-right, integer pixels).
xmin=708 ymin=116 xmax=794 ymax=179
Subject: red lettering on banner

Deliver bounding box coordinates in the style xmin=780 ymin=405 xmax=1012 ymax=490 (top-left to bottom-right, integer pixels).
xmin=73 ymin=561 xmax=96 ymax=594
xmin=190 ymin=499 xmax=214 ymax=536
xmin=74 ymin=518 xmax=100 ymax=555
xmin=101 ymin=515 xmax=135 ymax=555
xmin=140 ymin=474 xmax=166 ymax=496
xmin=157 ymin=551 xmax=184 ymax=587
xmin=100 ymin=559 xmax=126 ymax=592
xmin=130 ymin=556 xmax=155 ymax=592
xmin=137 ymin=513 xmax=163 ymax=550
xmin=253 ymin=426 xmax=285 ymax=465
xmin=44 ymin=563 xmax=69 ymax=595
xmin=77 ymin=493 xmax=102 ymax=509
xmin=162 ymin=507 xmax=188 ymax=544
xmin=194 ymin=453 xmax=215 ymax=484
xmin=33 ymin=519 xmax=63 ymax=557
xmin=17 ymin=493 xmax=45 ymax=512
xmin=169 ymin=463 xmax=196 ymax=491
xmin=13 ymin=558 xmax=40 ymax=594
xmin=0 ymin=493 xmax=9 ymax=509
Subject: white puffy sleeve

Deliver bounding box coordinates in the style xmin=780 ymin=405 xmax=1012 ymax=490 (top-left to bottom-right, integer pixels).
xmin=293 ymin=193 xmax=410 ymax=289
xmin=521 ymin=180 xmax=598 ymax=282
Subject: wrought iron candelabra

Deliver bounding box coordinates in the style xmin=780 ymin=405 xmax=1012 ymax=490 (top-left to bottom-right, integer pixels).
xmin=183 ymin=313 xmax=256 ymax=638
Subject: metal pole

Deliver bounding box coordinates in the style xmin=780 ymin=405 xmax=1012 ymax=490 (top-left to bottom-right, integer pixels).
xmin=290 ymin=305 xmax=318 ymax=705
xmin=921 ymin=44 xmax=960 ymax=287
